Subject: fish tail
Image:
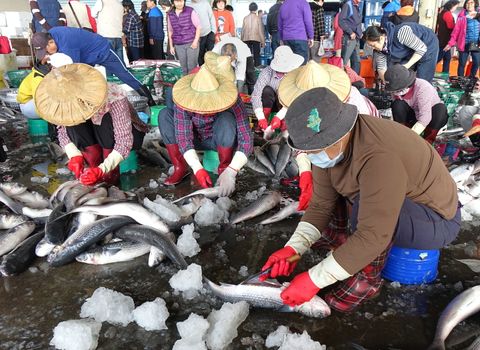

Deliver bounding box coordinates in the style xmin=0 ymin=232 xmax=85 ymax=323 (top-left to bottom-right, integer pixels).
xmin=427 ymin=340 xmax=445 ymax=350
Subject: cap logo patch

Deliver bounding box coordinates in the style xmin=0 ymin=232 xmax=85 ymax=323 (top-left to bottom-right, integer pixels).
xmin=307 ymin=108 xmax=321 ymax=132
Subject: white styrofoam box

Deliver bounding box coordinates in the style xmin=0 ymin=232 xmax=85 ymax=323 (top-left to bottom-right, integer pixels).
xmin=0 ymin=13 xmax=6 ymax=27
xmin=16 ymin=56 xmax=32 ymax=68
xmin=4 ymin=12 xmax=31 ymax=30
xmin=0 ymin=52 xmax=18 ymax=72
xmin=0 ymin=27 xmax=24 ymax=38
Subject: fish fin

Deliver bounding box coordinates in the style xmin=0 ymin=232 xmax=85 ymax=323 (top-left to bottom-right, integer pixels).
xmin=278 ymin=304 xmax=295 ymax=312
xmin=426 ymin=340 xmax=445 ymax=350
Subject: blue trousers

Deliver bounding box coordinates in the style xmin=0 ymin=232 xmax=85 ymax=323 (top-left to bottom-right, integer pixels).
xmin=100 ymin=49 xmax=142 ymax=90
xmin=271 ymin=32 xmax=280 ymax=55
xmin=350 ymin=197 xmax=461 ymax=250
xmin=107 ymin=38 xmax=124 ymax=63
xmin=458 ymin=46 xmax=480 ymax=77
xmin=415 ymin=45 xmax=439 ymax=83
xmin=284 ymin=40 xmax=308 ymax=65
xmin=158 ymin=107 xmax=237 ymax=149
xmin=437 ymin=49 xmax=451 ymax=74
xmin=341 ymin=36 xmax=361 ymax=74
xmin=127 ymin=46 xmax=142 ymax=62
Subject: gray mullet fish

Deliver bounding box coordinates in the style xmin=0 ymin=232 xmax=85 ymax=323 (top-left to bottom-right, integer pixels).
xmin=0 ymin=230 xmax=44 ymax=276
xmin=260 ymin=201 xmax=303 ymax=225
xmin=428 ymin=285 xmax=480 ymax=350
xmin=0 ymin=221 xmax=36 ymax=256
xmin=76 ymin=241 xmax=151 ymax=265
xmin=47 ymin=216 xmax=135 ymax=266
xmin=230 ymin=191 xmax=282 ymax=224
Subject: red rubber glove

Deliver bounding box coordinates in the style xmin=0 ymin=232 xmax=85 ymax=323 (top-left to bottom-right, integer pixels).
xmin=298 ymin=171 xmax=313 ymax=210
xmin=270 ymin=116 xmax=282 ymax=130
xmin=259 ymin=246 xmax=298 ymax=281
xmin=281 ymin=271 xmax=321 ymax=307
xmin=258 ymin=119 xmax=269 ymax=130
xmin=195 ymin=168 xmax=213 ymax=188
xmin=80 ymin=167 xmax=104 ymax=185
xmin=68 ymin=156 xmax=84 ymax=179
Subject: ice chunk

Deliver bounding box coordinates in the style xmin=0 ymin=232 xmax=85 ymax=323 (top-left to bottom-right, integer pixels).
xmin=31 ymin=176 xmax=49 ymax=184
xmin=177 ymin=313 xmax=209 ymax=340
xmin=177 ymin=224 xmax=201 ymax=257
xmin=265 ymin=325 xmax=291 ymax=348
xmin=194 ymin=199 xmax=228 ymax=227
xmin=172 ymin=338 xmax=207 ymax=350
xmin=80 ymin=287 xmax=134 ymax=326
xmin=132 ymin=297 xmax=169 ymax=331
xmin=238 ymin=266 xmax=249 ymax=277
xmin=148 ymin=179 xmax=158 ymax=189
xmin=390 ymin=281 xmax=401 ymax=288
xmin=278 ymin=330 xmax=325 ymax=350
xmin=50 ymin=319 xmax=102 ymax=350
xmin=56 ymin=168 xmax=71 ymax=176
xmin=143 ymin=196 xmax=181 ymax=223
xmin=206 ymin=301 xmax=250 ymax=350
xmin=216 ymin=197 xmax=232 ymax=211
xmin=169 ymin=263 xmax=204 ymax=299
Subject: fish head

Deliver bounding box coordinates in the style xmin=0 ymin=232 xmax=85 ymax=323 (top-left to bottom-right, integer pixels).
xmin=293 ymin=295 xmax=332 ymax=318
xmin=75 ymin=252 xmax=95 ymax=264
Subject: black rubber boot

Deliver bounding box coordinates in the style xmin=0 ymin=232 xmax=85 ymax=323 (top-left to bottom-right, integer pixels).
xmin=0 ymin=137 xmax=7 ymax=162
xmin=136 ymin=85 xmax=156 ymax=106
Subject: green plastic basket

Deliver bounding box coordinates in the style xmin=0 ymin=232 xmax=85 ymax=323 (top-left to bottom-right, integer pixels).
xmin=7 ymin=70 xmax=31 ymax=88
xmin=434 ymin=72 xmax=450 ymax=80
xmin=129 ymin=66 xmax=156 ymax=87
xmin=107 ymin=66 xmax=156 ymax=87
xmin=160 ymin=64 xmax=183 ymax=85
xmin=119 ymin=150 xmax=138 ymax=174
xmin=27 ymin=118 xmax=49 ymax=136
xmin=150 ymin=105 xmax=166 ymax=126
xmin=202 ymin=150 xmax=219 ymax=173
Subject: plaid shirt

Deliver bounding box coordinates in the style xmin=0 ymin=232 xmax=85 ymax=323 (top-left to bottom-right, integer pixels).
xmin=251 ymin=66 xmax=284 ymax=110
xmin=174 ymin=97 xmax=253 ymax=156
xmin=310 ymin=3 xmax=326 ymax=42
xmin=58 ymin=97 xmax=146 ymax=159
xmin=123 ymin=11 xmax=144 ymax=48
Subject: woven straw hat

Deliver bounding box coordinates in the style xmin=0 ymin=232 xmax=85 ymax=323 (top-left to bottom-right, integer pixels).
xmin=204 ymin=51 xmax=236 ymax=82
xmin=173 ymin=65 xmax=237 ymax=114
xmin=35 ymin=63 xmax=108 ymax=126
xmin=278 ymin=60 xmax=351 ymax=107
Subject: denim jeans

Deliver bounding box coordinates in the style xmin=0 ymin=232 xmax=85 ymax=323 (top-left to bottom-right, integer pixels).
xmin=100 ymin=49 xmax=142 ymax=90
xmin=437 ymin=49 xmax=452 ymax=74
xmin=271 ymin=32 xmax=280 ymax=55
xmin=127 ymin=47 xmax=142 ymax=62
xmin=284 ymin=40 xmax=309 ymax=65
xmin=458 ymin=47 xmax=480 ymax=77
xmin=341 ymin=36 xmax=360 ymax=74
xmin=107 ymin=38 xmax=124 ymax=63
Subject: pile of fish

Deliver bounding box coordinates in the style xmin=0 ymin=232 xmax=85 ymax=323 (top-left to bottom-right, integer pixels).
xmin=449 ymin=159 xmax=480 ymax=218
xmin=247 ymin=140 xmax=299 ymax=178
xmin=0 ymin=181 xmax=303 ymax=278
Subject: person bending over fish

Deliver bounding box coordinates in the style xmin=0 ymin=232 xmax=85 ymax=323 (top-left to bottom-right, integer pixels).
xmin=31 ymin=27 xmax=155 ymax=106
xmin=260 ymin=87 xmax=461 ymax=312
xmin=35 ymin=63 xmax=147 ymax=185
xmin=157 ymin=64 xmax=253 ymax=196
xmin=277 ymin=60 xmax=379 ymax=211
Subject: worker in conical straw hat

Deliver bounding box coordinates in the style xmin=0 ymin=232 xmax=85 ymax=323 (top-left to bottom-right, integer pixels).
xmin=251 ymin=45 xmax=304 ymax=133
xmin=277 ymin=60 xmax=379 ymax=213
xmin=259 ymin=87 xmax=460 ymax=313
xmin=35 ymin=63 xmax=148 ymax=185
xmin=157 ymin=64 xmax=252 ymax=196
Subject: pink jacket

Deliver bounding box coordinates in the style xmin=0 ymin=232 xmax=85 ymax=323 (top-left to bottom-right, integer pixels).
xmin=448 ymin=10 xmax=467 ymax=51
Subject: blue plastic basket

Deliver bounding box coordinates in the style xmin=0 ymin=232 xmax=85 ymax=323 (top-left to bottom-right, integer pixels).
xmin=382 ymin=247 xmax=439 ymax=285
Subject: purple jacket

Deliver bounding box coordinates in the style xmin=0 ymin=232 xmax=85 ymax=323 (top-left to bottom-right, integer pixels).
xmin=278 ymin=0 xmax=313 ymax=41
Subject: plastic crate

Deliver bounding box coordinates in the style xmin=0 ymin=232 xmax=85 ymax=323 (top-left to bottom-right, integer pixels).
xmin=127 ymin=95 xmax=149 ymax=111
xmin=119 ymin=150 xmax=138 ymax=174
xmin=434 ymin=72 xmax=450 ymax=80
xmin=202 ymin=150 xmax=219 ymax=174
xmin=6 ymin=69 xmax=30 ymax=88
xmin=27 ymin=118 xmax=49 ymax=136
xmin=150 ymin=105 xmax=166 ymax=126
xmin=159 ymin=64 xmax=183 ymax=85
xmin=0 ymin=88 xmax=20 ymax=110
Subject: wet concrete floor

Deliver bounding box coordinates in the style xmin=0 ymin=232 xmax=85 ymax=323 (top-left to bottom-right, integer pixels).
xmin=1 ymin=120 xmax=480 ymax=350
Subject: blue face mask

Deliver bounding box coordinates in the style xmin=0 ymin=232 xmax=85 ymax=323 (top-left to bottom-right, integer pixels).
xmin=307 ymin=143 xmax=344 ymax=168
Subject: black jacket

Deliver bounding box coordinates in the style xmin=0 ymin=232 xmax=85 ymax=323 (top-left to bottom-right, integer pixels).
xmin=267 ymin=2 xmax=282 ymax=35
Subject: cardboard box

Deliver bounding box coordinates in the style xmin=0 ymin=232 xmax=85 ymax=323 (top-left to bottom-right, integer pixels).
xmin=10 ymin=38 xmax=30 ymax=56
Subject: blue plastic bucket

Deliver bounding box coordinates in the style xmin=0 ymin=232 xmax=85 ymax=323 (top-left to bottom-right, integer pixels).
xmin=382 ymin=247 xmax=440 ymax=285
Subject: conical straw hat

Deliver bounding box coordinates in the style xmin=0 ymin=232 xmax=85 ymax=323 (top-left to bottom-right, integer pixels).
xmin=35 ymin=63 xmax=108 ymax=126
xmin=173 ymin=65 xmax=238 ymax=114
xmin=204 ymin=51 xmax=236 ymax=82
xmin=278 ymin=60 xmax=351 ymax=107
